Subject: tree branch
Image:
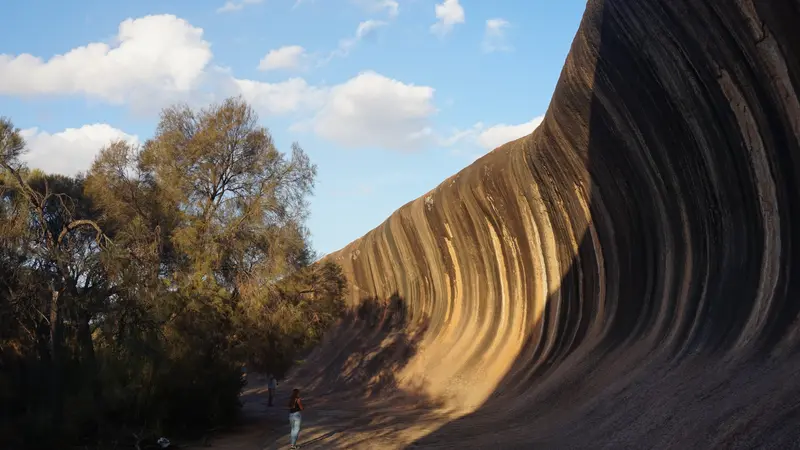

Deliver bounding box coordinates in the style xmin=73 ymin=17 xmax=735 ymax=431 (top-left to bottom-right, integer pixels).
xmin=57 ymin=219 xmax=105 ymax=248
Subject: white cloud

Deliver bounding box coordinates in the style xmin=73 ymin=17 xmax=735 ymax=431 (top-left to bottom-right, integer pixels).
xmin=231 ymin=77 xmax=327 ymax=116
xmin=482 ymin=18 xmax=512 ymax=53
xmin=217 ymin=0 xmax=263 ymax=13
xmin=20 ymin=125 xmax=139 ymax=176
xmin=439 ymin=127 xmax=476 ymax=147
xmin=0 ymin=15 xmax=212 ymax=104
xmin=311 ymin=71 xmax=436 ymax=151
xmin=233 ymin=71 xmax=439 ymax=151
xmin=356 ymin=19 xmax=387 ymax=39
xmin=443 ymin=116 xmax=544 ymax=154
xmin=258 ymin=45 xmax=307 ymax=71
xmin=431 ymin=0 xmax=465 ymax=36
xmin=2 ymin=14 xmax=438 ymax=152
xmin=320 ymin=19 xmax=387 ymax=65
xmin=477 ymin=116 xmax=543 ymax=149
xmin=0 ymin=14 xmax=314 ymax=115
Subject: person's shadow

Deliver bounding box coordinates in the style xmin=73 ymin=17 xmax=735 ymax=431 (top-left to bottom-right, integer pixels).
xmin=295 ymin=429 xmax=341 ymax=448
xmin=261 ymin=429 xmax=341 ymax=449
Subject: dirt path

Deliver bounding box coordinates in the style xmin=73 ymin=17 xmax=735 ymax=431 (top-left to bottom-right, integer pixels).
xmin=187 ymin=373 xmax=454 ymax=450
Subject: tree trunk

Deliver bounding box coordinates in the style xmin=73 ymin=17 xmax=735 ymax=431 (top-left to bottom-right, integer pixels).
xmin=49 ymin=288 xmax=64 ymax=430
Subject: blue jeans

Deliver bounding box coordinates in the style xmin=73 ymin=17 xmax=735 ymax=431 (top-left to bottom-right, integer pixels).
xmin=289 ymin=412 xmax=302 ymax=445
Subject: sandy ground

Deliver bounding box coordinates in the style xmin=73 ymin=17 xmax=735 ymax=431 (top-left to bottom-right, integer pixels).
xmin=186 ymin=356 xmax=800 ymax=449
xmin=187 ymin=373 xmax=453 ymax=450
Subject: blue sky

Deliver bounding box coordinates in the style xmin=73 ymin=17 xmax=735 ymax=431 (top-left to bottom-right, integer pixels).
xmin=0 ymin=0 xmax=585 ymax=255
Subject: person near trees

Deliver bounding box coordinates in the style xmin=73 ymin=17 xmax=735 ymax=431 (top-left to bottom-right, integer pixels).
xmin=288 ymin=388 xmax=304 ymax=449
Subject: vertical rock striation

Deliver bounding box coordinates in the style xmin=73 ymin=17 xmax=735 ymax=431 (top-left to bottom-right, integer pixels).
xmin=304 ymin=0 xmax=800 ymax=447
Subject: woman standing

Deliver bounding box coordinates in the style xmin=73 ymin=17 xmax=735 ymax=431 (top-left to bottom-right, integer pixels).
xmin=288 ymin=389 xmax=304 ymax=449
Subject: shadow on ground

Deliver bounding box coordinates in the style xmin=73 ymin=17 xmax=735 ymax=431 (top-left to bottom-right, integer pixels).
xmin=195 ymin=294 xmax=448 ymax=449
xmin=262 ymin=293 xmax=448 ymax=449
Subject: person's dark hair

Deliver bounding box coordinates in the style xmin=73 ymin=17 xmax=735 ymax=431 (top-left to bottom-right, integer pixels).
xmin=288 ymin=388 xmax=300 ymax=407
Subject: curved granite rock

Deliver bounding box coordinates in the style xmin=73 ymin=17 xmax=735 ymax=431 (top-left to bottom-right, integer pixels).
xmin=303 ymin=0 xmax=800 ymax=447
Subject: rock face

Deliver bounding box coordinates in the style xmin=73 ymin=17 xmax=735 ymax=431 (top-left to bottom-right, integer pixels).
xmin=304 ymin=0 xmax=800 ymax=447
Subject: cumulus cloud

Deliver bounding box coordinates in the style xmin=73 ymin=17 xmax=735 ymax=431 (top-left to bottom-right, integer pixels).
xmin=217 ymin=0 xmax=263 ymax=13
xmin=20 ymin=125 xmax=139 ymax=176
xmin=311 ymin=71 xmax=436 ymax=151
xmin=0 ymin=15 xmax=212 ymax=104
xmin=431 ymin=0 xmax=465 ymax=36
xmin=482 ymin=18 xmax=512 ymax=53
xmin=3 ymin=14 xmax=439 ymax=152
xmin=443 ymin=115 xmax=544 ymax=154
xmin=258 ymin=45 xmax=307 ymax=71
xmin=231 ymin=77 xmax=327 ymax=115
xmin=0 ymin=14 xmax=315 ymax=115
xmin=230 ymin=72 xmax=439 ymax=151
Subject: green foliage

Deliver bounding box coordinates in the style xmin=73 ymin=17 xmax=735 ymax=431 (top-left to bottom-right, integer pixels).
xmin=0 ymin=98 xmax=347 ymax=448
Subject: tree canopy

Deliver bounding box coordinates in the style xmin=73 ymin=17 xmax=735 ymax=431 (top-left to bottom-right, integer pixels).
xmin=0 ymin=98 xmax=347 ymax=448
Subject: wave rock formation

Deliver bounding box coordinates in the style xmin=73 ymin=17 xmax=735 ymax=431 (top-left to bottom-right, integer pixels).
xmin=299 ymin=0 xmax=800 ymax=448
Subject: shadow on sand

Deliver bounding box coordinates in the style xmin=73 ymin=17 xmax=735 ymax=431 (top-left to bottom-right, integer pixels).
xmin=259 ymin=293 xmax=448 ymax=449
